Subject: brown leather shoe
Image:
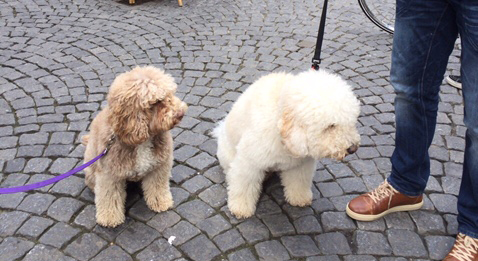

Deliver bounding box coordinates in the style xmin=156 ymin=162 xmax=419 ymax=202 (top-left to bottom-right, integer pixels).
xmin=346 ymin=180 xmax=423 ymax=221
xmin=443 ymin=233 xmax=478 ymax=261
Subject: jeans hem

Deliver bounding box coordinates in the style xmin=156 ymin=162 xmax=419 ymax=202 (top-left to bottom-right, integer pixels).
xmin=387 ymin=176 xmax=423 ymax=197
xmin=458 ymin=227 xmax=478 ymax=239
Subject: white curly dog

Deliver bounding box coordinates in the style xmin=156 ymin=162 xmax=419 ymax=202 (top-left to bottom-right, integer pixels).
xmin=214 ymin=69 xmax=361 ymax=218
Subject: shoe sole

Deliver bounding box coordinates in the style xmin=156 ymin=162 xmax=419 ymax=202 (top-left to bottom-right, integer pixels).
xmin=445 ymin=76 xmax=462 ymax=89
xmin=345 ymin=201 xmax=424 ymax=222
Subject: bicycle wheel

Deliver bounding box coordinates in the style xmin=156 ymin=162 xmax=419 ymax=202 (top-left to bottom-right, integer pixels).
xmin=358 ymin=0 xmax=395 ymax=34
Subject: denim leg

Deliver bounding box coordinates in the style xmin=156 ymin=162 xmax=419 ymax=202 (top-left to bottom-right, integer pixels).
xmin=454 ymin=0 xmax=478 ymax=239
xmin=387 ymin=0 xmax=458 ymax=196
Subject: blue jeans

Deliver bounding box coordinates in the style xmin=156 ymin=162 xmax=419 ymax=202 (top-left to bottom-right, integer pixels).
xmin=387 ymin=0 xmax=478 ymax=238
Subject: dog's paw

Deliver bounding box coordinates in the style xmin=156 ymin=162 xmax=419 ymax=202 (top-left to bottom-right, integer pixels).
xmin=285 ymin=190 xmax=313 ymax=207
xmin=146 ymin=193 xmax=174 ymax=213
xmin=228 ymin=200 xmax=256 ymax=219
xmin=96 ymin=212 xmax=125 ymax=228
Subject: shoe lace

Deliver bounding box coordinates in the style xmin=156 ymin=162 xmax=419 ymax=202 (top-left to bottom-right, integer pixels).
xmin=449 ymin=233 xmax=478 ymax=261
xmin=368 ymin=181 xmax=398 ymax=205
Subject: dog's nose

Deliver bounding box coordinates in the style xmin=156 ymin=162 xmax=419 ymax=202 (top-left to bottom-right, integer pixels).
xmin=347 ymin=144 xmax=358 ymax=154
xmin=175 ymin=110 xmax=185 ymax=120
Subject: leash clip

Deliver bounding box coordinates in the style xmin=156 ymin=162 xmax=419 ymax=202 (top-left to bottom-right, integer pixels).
xmin=311 ymin=59 xmax=321 ymax=71
xmin=104 ymin=134 xmax=116 ymax=154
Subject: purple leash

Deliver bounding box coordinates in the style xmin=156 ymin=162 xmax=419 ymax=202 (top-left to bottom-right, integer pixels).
xmin=0 ymin=149 xmax=107 ymax=194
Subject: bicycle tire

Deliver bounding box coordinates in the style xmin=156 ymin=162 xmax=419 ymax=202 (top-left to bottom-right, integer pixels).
xmin=358 ymin=0 xmax=395 ymax=34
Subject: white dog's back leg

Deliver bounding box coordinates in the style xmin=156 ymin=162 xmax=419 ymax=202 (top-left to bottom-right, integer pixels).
xmin=226 ymin=155 xmax=266 ymax=219
xmin=213 ymin=121 xmax=235 ymax=173
xmin=280 ymin=158 xmax=316 ymax=207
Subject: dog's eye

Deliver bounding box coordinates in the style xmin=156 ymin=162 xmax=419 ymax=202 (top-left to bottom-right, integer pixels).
xmin=152 ymin=100 xmax=161 ymax=106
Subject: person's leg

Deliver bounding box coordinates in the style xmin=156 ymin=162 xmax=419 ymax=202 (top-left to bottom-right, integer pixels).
xmin=387 ymin=0 xmax=458 ymax=196
xmin=347 ymin=0 xmax=459 ymax=221
xmin=455 ymin=0 xmax=478 ymax=240
xmin=442 ymin=3 xmax=478 ymax=259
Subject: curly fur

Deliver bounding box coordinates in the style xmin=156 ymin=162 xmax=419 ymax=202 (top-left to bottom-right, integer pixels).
xmin=83 ymin=66 xmax=187 ymax=227
xmin=214 ymin=69 xmax=361 ymax=218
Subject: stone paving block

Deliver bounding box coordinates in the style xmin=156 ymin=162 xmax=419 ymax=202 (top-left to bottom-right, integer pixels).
xmin=293 ymin=215 xmax=323 ymax=234
xmin=147 ymin=210 xmax=181 ymax=233
xmin=0 ymin=237 xmax=35 ymax=261
xmin=281 ymin=235 xmax=320 ymax=257
xmin=409 ymin=211 xmax=446 ymax=234
xmin=337 ymin=177 xmax=368 ymax=193
xmin=137 ymin=238 xmax=183 ymax=261
xmin=429 ymin=193 xmax=458 ymax=214
xmin=356 ymin=231 xmax=392 ymax=255
xmin=255 ymin=240 xmax=291 ymax=261
xmin=128 ymin=199 xmax=156 ymax=222
xmin=93 ymin=217 xmax=134 ymax=242
xmin=255 ymin=197 xmax=283 ymax=218
xmin=171 ymin=187 xmax=190 ymax=208
xmin=176 ymin=199 xmax=215 ymax=224
xmin=326 ymin=163 xmax=355 ymax=178
xmin=387 ymin=229 xmax=428 ymax=258
xmin=197 ymin=214 xmax=231 ymax=238
xmin=316 ymin=232 xmax=352 ymax=255
xmin=317 ymin=182 xmax=344 ymax=197
xmin=92 ymin=245 xmax=133 ymax=261
xmin=47 ymin=197 xmax=84 ymax=222
xmin=39 ymin=222 xmax=80 ymax=248
xmin=64 ymin=233 xmax=107 ymax=260
xmin=171 ymin=164 xmax=196 ymax=184
xmin=0 ymin=192 xmax=26 ymax=209
xmin=236 ymin=217 xmax=270 ymax=243
xmin=307 ymin=255 xmax=341 ymax=261
xmin=321 ymin=211 xmax=356 ymax=232
xmin=186 ymin=152 xmax=217 ymax=170
xmin=0 ymin=211 xmax=29 ymax=237
xmin=311 ymin=198 xmax=336 ymax=213
xmin=441 ymin=176 xmax=460 ymax=196
xmin=198 ymin=183 xmax=227 ymax=208
xmin=72 ymin=205 xmax=96 ymax=230
xmin=444 ymin=214 xmax=459 ymax=235
xmin=48 ymin=158 xmax=78 ymax=174
xmin=384 ymin=212 xmax=415 ymax=230
xmin=24 ymin=158 xmax=52 ymax=173
xmin=262 ymin=213 xmax=296 ymax=237
xmin=180 ymin=235 xmax=221 ymax=261
xmin=163 ymin=220 xmax=201 ymax=246
xmin=23 ymin=244 xmax=75 ymax=261
xmin=182 ymin=175 xmax=212 ymax=193
xmin=344 ymin=255 xmax=377 ymax=261
xmin=357 ymin=219 xmax=386 ymax=232
xmin=425 ymin=235 xmax=455 ymax=260
xmin=50 ymin=175 xmax=85 ymax=196
xmin=228 ymin=248 xmax=258 ymax=261
xmin=116 ymin=222 xmax=160 ymax=254
xmin=213 ymin=228 xmax=245 ymax=252
xmin=329 ymin=195 xmax=357 ymax=211
xmin=17 ymin=216 xmax=54 ymax=239
xmin=17 ymin=193 xmax=56 ymax=215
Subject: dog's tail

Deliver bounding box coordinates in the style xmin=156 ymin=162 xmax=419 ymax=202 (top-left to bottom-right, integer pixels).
xmin=81 ymin=135 xmax=90 ymax=146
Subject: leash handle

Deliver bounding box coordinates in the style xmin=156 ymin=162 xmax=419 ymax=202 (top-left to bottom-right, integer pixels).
xmin=312 ymin=0 xmax=329 ymax=71
xmin=0 ymin=150 xmax=107 ymax=194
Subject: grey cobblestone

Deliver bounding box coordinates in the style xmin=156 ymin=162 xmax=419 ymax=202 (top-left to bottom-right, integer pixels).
xmin=116 ymin=222 xmax=160 ymax=254
xmin=0 ymin=0 xmax=464 ymax=259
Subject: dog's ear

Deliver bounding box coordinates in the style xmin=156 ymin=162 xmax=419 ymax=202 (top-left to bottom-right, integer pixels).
xmin=279 ymin=108 xmax=308 ymax=157
xmin=108 ymin=93 xmax=150 ymax=146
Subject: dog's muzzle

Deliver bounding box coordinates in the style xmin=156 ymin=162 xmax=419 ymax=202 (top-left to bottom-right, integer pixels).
xmin=347 ymin=144 xmax=358 ymax=154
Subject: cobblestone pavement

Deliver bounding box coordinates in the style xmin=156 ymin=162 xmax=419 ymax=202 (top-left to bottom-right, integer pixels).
xmin=0 ymin=0 xmax=464 ymax=260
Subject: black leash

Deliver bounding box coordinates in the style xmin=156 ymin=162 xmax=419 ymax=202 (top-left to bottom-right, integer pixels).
xmin=311 ymin=0 xmax=329 ymax=71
